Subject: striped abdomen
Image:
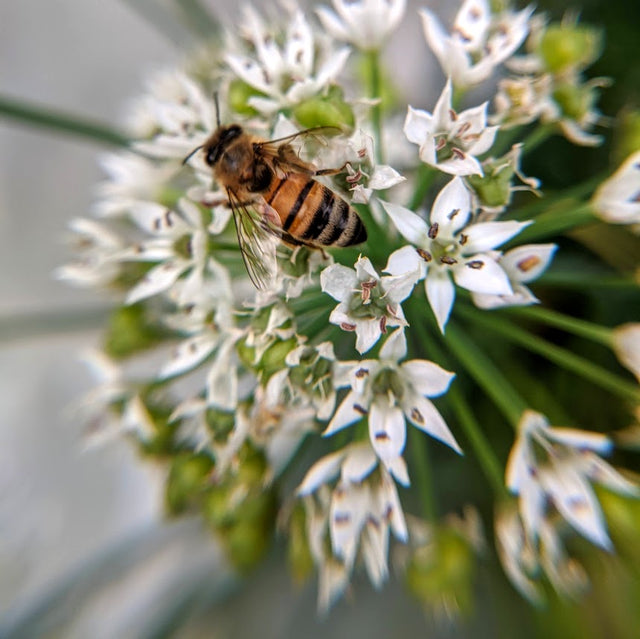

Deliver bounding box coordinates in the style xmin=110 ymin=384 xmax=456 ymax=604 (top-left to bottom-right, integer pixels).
xmin=263 ymin=173 xmax=367 ymax=247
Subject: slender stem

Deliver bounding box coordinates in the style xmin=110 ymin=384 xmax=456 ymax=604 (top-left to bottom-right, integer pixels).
xmin=538 ymin=270 xmax=639 ymax=290
xmin=407 ymin=164 xmax=438 ymax=211
xmin=502 ymin=306 xmax=613 ymax=346
xmin=520 ymin=123 xmax=555 ymax=153
xmin=457 ymin=307 xmax=640 ymax=405
xmin=174 ymin=0 xmax=221 ymax=40
xmin=366 ymin=50 xmax=384 ymax=164
xmin=510 ymin=203 xmax=595 ymax=244
xmin=443 ymin=322 xmax=528 ymax=428
xmin=508 ymin=171 xmax=607 ymax=221
xmin=0 ymin=307 xmax=110 ymax=343
xmin=409 ymin=428 xmax=438 ymax=520
xmin=0 ymin=95 xmax=131 ymax=148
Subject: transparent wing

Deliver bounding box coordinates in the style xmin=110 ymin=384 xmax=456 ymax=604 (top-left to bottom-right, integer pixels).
xmin=227 ymin=189 xmax=280 ymax=290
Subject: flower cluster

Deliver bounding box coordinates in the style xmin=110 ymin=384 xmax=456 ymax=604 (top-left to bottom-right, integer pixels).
xmin=59 ymin=0 xmax=639 ymax=620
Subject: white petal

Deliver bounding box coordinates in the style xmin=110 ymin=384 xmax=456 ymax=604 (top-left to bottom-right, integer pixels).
xmin=437 ymin=153 xmax=484 ymax=177
xmin=401 ymin=360 xmax=455 ymax=397
xmin=159 ymin=334 xmax=216 ymax=378
xmin=613 ymin=323 xmax=640 ymax=383
xmin=453 ymin=0 xmax=490 ymax=51
xmin=432 ymin=78 xmax=454 ymax=129
xmin=404 ymin=106 xmax=434 ymax=145
xmin=380 ymin=200 xmax=429 ymax=244
xmin=384 ymin=245 xmax=423 ymax=277
xmin=425 ymin=269 xmax=456 ymax=333
xmin=297 ymin=449 xmax=347 ymax=495
xmin=386 ymin=455 xmax=410 ymax=487
xmin=125 ymin=260 xmax=189 ymax=305
xmin=379 ymin=328 xmax=407 ymax=361
xmin=341 ymin=443 xmax=379 ymax=483
xmin=369 ymin=401 xmax=407 ymax=462
xmin=315 ymin=6 xmax=352 ymax=43
xmin=403 ymin=393 xmax=462 ymax=454
xmin=368 ymin=165 xmax=406 ymax=190
xmin=452 ymin=254 xmax=512 ymax=295
xmin=581 ymin=452 xmax=640 ymax=497
xmin=355 ymin=318 xmax=383 ymax=354
xmin=318 ymin=561 xmax=349 ymax=615
xmin=321 ymin=263 xmax=357 ymax=301
xmin=467 ymin=124 xmax=499 ymax=156
xmin=546 ymin=427 xmax=613 ymax=454
xmin=463 ymin=221 xmax=531 ymax=253
xmin=323 ymin=391 xmax=366 ymax=436
xmin=500 ymin=244 xmax=558 ymax=283
xmin=430 ymin=177 xmax=472 ymax=233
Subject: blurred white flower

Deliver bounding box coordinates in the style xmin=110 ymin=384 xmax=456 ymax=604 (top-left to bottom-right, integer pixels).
xmin=316 ymin=0 xmax=406 ymax=51
xmin=592 ymin=151 xmax=640 ymax=228
xmin=225 ymin=7 xmax=350 ymax=115
xmin=404 ymin=80 xmax=498 ymax=176
xmin=612 ymin=323 xmax=640 ymax=383
xmin=420 ymin=0 xmax=533 ymax=88
xmin=382 ymin=177 xmax=530 ymax=331
xmin=506 ymin=410 xmax=639 ymax=550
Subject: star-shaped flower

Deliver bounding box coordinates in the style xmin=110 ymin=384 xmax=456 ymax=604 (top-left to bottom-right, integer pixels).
xmin=506 ymin=410 xmax=639 ymax=550
xmin=321 ymin=255 xmax=415 ymax=354
xmin=316 ymin=0 xmax=407 ymax=51
xmin=404 ymin=79 xmax=499 ymax=176
xmin=382 ymin=177 xmax=530 ymax=332
xmin=592 ymin=151 xmax=640 ymax=228
xmin=323 ymin=329 xmax=460 ymax=480
xmin=420 ymin=0 xmax=533 ymax=88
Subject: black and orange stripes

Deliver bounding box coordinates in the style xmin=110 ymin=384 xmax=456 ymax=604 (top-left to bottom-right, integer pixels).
xmin=263 ymin=173 xmax=367 ymax=248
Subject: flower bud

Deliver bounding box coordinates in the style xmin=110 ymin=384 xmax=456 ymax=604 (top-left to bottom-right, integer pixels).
xmin=103 ymin=303 xmax=168 ymax=359
xmin=165 ymin=452 xmax=214 ymax=515
xmin=293 ymin=86 xmax=355 ymax=131
xmin=228 ymin=78 xmax=263 ymax=116
xmin=259 ymin=337 xmax=299 ymax=380
xmin=206 ymin=408 xmax=235 ymax=443
xmin=552 ymin=82 xmax=596 ymax=121
xmin=539 ymin=23 xmax=602 ymax=74
xmin=467 ymin=162 xmax=514 ymax=208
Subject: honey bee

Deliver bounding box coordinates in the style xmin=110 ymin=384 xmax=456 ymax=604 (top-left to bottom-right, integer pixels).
xmin=185 ymin=103 xmax=367 ymax=289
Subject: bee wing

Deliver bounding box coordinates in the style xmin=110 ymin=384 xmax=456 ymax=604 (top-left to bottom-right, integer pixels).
xmin=227 ymin=189 xmax=280 ymax=291
xmin=256 ymin=126 xmax=341 ymax=176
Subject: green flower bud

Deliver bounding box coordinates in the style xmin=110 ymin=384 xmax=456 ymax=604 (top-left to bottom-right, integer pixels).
xmin=165 ymin=452 xmax=214 ymax=515
xmin=103 ymin=303 xmax=169 ymax=360
xmin=206 ymin=408 xmax=235 ymax=443
xmin=553 ymin=82 xmax=595 ymax=121
xmin=236 ymin=443 xmax=269 ymax=487
xmin=293 ymin=86 xmax=355 ymax=131
xmin=405 ymin=528 xmax=476 ymax=618
xmin=228 ymin=78 xmax=263 ymax=116
xmin=467 ymin=161 xmax=514 ymax=208
xmin=259 ymin=337 xmax=299 ymax=380
xmin=288 ymin=503 xmax=314 ymax=584
xmin=236 ymin=338 xmax=257 ymax=369
xmin=539 ymin=23 xmax=602 ymax=74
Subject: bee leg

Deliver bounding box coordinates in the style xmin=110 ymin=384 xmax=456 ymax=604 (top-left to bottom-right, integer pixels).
xmin=314 ymin=162 xmax=349 ymax=177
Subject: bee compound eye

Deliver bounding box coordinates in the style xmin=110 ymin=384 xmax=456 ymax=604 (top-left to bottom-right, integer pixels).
xmin=205 ymin=145 xmax=220 ymax=166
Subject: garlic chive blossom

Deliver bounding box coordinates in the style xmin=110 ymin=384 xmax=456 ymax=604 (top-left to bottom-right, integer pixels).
xmin=382 ymin=177 xmax=530 ymax=332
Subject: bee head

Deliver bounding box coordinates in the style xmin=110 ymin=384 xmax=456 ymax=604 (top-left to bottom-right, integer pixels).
xmin=203 ymin=124 xmax=243 ymax=167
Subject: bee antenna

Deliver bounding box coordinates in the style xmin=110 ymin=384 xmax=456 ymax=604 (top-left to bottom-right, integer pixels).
xmin=213 ymin=91 xmax=221 ymax=127
xmin=182 ymin=144 xmax=204 ymax=166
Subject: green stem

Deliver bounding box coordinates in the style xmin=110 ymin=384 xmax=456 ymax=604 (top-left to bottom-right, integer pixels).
xmin=457 ymin=307 xmax=640 ymax=405
xmin=502 ymin=306 xmax=613 ymax=346
xmin=366 ymin=50 xmax=384 ymax=164
xmin=407 ymin=164 xmax=438 ymax=211
xmin=538 ymin=270 xmax=639 ymax=290
xmin=521 ymin=123 xmax=555 ymax=153
xmin=174 ymin=0 xmax=221 ymax=40
xmin=0 ymin=307 xmax=110 ymax=343
xmin=509 ymin=203 xmax=595 ymax=244
xmin=0 ymin=95 xmax=130 ymax=148
xmin=409 ymin=428 xmax=438 ymax=520
xmin=443 ymin=322 xmax=528 ymax=428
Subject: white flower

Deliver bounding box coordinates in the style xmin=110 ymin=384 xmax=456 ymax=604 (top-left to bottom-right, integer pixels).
xmin=592 ymin=151 xmax=640 ymax=228
xmin=127 ymin=70 xmax=214 ymax=159
xmin=297 ymin=442 xmax=408 ymax=609
xmin=471 ymin=244 xmax=557 ymax=309
xmin=321 ymin=255 xmax=415 ymax=354
xmin=492 ymin=74 xmax=554 ymax=129
xmin=495 ymin=503 xmax=588 ymax=603
xmin=506 ymin=410 xmax=639 ymax=550
xmin=225 ymin=7 xmax=350 ymax=116
xmin=316 ymin=0 xmax=406 ymax=51
xmin=612 ymin=323 xmax=640 ymax=383
xmin=420 ymin=0 xmax=533 ymax=88
xmin=323 ymin=329 xmax=460 ymax=479
xmin=382 ymin=177 xmax=530 ymax=332
xmin=404 ymin=80 xmax=499 ymax=176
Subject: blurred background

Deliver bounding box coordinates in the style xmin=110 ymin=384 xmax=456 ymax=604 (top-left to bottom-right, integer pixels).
xmin=0 ymin=1 xmax=638 ymax=637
